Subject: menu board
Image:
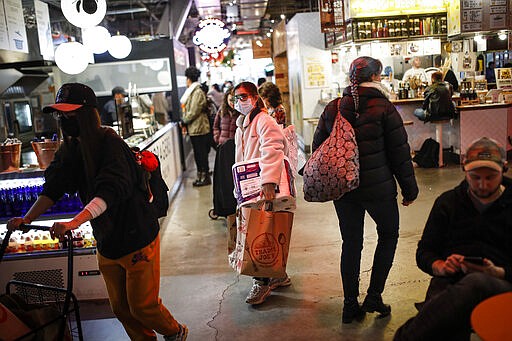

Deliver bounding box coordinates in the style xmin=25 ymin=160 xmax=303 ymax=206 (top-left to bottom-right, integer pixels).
xmin=460 ymin=0 xmax=509 ymax=33
xmin=1 ymin=0 xmax=28 ymax=53
xmin=0 ymin=1 xmax=8 ymax=50
xmin=34 ymin=0 xmax=53 ymax=60
xmin=319 ymin=0 xmax=345 ymax=33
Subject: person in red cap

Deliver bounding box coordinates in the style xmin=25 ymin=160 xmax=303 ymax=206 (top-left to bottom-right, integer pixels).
xmin=7 ymin=83 xmax=188 ymax=341
xmin=395 ymin=137 xmax=512 ymax=341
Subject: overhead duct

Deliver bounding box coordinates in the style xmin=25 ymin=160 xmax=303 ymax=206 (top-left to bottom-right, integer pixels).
xmin=0 ymin=69 xmax=49 ymax=99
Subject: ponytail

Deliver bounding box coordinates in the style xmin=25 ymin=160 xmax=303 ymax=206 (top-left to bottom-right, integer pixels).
xmin=349 ymin=56 xmax=383 ymax=118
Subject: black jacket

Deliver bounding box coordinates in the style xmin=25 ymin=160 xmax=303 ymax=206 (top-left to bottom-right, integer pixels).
xmin=416 ymin=177 xmax=512 ymax=283
xmin=422 ymin=81 xmax=455 ymax=120
xmin=313 ymin=86 xmax=418 ymax=202
xmin=42 ymin=128 xmax=159 ymax=259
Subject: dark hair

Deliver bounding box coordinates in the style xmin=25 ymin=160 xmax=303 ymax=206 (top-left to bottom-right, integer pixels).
xmin=212 ymin=84 xmax=221 ymax=92
xmin=111 ymin=86 xmax=126 ymax=97
xmin=219 ymin=87 xmax=235 ymax=117
xmin=257 ymin=77 xmax=267 ymax=87
xmin=349 ymin=56 xmax=383 ymax=115
xmin=258 ymin=82 xmax=282 ymax=108
xmin=431 ymin=71 xmax=443 ymax=82
xmin=185 ymin=66 xmax=201 ymax=82
xmin=61 ymin=106 xmax=103 ymax=198
xmin=200 ymin=81 xmax=208 ymax=94
xmin=488 ymin=61 xmax=495 ymax=67
xmin=434 ymin=55 xmax=442 ymax=68
xmin=234 ymin=81 xmax=265 ymax=110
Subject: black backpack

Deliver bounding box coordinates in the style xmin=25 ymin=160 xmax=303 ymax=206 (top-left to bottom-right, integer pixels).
xmin=131 ymin=148 xmax=169 ymax=218
xmin=413 ymin=138 xmax=439 ymax=168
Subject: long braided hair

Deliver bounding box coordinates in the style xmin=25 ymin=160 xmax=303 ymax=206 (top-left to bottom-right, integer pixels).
xmin=349 ymin=56 xmax=383 ymax=118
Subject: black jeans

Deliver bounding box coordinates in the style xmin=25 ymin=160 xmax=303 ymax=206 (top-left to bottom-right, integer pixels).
xmin=394 ymin=273 xmax=512 ymax=341
xmin=190 ymin=133 xmax=211 ymax=173
xmin=333 ymin=199 xmax=399 ymax=300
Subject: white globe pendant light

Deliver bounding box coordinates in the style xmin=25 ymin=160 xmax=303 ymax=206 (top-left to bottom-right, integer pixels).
xmin=83 ymin=26 xmax=111 ymax=54
xmin=55 ymin=42 xmax=91 ymax=74
xmin=108 ymin=35 xmax=132 ymax=59
xmin=61 ymin=0 xmax=107 ymax=28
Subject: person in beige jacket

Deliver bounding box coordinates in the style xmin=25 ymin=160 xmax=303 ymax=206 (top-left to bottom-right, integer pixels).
xmin=180 ymin=66 xmax=212 ymax=186
xmin=234 ymin=81 xmax=292 ymax=305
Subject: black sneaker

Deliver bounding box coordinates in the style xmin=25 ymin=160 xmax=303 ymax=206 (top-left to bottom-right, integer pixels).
xmin=342 ymin=300 xmax=366 ymax=323
xmin=362 ymin=295 xmax=391 ymax=317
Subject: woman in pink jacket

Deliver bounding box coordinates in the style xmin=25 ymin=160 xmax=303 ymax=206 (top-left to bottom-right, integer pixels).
xmin=233 ymin=81 xmax=291 ymax=305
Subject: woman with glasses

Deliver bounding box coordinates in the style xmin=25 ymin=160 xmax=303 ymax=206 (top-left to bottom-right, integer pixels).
xmin=7 ymin=83 xmax=188 ymax=341
xmin=211 ymin=88 xmax=240 ymax=234
xmin=233 ymin=81 xmax=292 ymax=305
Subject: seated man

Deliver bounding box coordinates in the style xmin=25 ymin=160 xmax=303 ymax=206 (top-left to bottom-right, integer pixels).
xmin=394 ymin=137 xmax=512 ymax=341
xmin=413 ymin=71 xmax=455 ymax=122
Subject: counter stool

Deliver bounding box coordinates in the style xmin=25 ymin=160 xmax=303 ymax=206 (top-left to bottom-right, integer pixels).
xmin=430 ymin=119 xmax=451 ymax=167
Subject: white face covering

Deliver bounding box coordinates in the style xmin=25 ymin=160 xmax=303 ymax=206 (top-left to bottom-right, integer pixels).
xmin=235 ymin=98 xmax=254 ymax=115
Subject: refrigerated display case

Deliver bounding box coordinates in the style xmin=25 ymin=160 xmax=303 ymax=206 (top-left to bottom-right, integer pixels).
xmin=0 ymin=122 xmax=185 ymax=301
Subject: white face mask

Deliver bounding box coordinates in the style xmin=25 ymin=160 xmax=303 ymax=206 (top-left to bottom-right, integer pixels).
xmin=235 ymin=99 xmax=254 ymax=115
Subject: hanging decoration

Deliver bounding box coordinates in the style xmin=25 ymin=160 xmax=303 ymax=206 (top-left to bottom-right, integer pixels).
xmin=193 ymin=18 xmax=231 ymax=54
xmin=61 ymin=0 xmax=107 ymax=28
xmin=54 ymin=42 xmax=91 ymax=74
xmin=82 ymin=25 xmax=111 ymax=54
xmin=108 ymin=34 xmax=132 ymax=59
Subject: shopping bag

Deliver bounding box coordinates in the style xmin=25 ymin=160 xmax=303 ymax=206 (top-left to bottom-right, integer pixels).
xmin=228 ymin=206 xmax=293 ymax=278
xmin=226 ymin=213 xmax=237 ymax=255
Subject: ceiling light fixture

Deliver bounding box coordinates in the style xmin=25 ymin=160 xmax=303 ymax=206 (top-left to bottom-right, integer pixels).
xmin=499 ymin=31 xmax=507 ymax=40
xmin=61 ymin=0 xmax=107 ymax=28
xmin=55 ymin=42 xmax=91 ymax=74
xmin=108 ymin=35 xmax=132 ymax=59
xmin=280 ymin=14 xmax=285 ymax=20
xmin=82 ymin=26 xmax=111 ymax=54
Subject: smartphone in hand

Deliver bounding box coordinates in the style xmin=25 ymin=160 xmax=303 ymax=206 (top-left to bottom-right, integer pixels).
xmin=464 ymin=256 xmax=484 ymax=265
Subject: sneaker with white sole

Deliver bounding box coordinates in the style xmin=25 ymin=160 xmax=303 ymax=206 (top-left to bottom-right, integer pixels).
xmin=245 ymin=279 xmax=271 ymax=305
xmin=269 ymin=275 xmax=292 ymax=290
xmin=164 ymin=323 xmax=188 ymax=341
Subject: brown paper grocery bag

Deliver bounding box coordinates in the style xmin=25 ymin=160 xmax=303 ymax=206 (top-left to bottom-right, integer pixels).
xmin=229 ymin=206 xmax=293 ymax=277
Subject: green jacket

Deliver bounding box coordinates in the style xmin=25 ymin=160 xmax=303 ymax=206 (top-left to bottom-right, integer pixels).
xmin=182 ymin=86 xmax=210 ymax=136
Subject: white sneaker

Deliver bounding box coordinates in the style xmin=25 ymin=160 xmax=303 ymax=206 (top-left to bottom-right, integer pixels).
xmin=269 ymin=275 xmax=292 ymax=290
xmin=245 ymin=279 xmax=271 ymax=305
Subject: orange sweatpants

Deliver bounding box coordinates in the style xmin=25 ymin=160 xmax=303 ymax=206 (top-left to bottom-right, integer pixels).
xmin=97 ymin=235 xmax=180 ymax=340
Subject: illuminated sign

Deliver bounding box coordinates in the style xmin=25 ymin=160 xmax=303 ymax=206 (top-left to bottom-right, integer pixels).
xmin=193 ymin=18 xmax=231 ymax=54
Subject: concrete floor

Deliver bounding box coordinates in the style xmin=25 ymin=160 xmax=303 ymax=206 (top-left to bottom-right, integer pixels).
xmin=80 ymin=163 xmax=472 ymax=340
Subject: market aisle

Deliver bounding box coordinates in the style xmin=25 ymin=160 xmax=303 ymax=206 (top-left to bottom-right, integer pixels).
xmin=81 ymin=164 xmax=466 ymax=340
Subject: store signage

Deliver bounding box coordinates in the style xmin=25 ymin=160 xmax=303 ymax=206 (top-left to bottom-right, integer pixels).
xmin=349 ymin=0 xmax=446 ymax=18
xmin=34 ymin=0 xmax=54 ymax=60
xmin=460 ymin=0 xmax=509 ymax=33
xmin=0 ymin=0 xmax=28 ymax=53
xmin=193 ymin=18 xmax=231 ymax=54
xmin=252 ymin=39 xmax=271 ymax=59
xmin=319 ymin=0 xmax=345 ymax=33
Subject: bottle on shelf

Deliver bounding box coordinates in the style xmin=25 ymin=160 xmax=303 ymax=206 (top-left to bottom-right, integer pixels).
xmin=377 ymin=20 xmax=384 ymax=38
xmin=371 ymin=21 xmax=377 ymax=38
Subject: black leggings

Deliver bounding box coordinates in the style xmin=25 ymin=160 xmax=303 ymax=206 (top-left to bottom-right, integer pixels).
xmin=333 ymin=198 xmax=399 ymax=300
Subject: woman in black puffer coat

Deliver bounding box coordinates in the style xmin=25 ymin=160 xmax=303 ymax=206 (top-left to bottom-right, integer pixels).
xmin=312 ymin=56 xmax=419 ymax=324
